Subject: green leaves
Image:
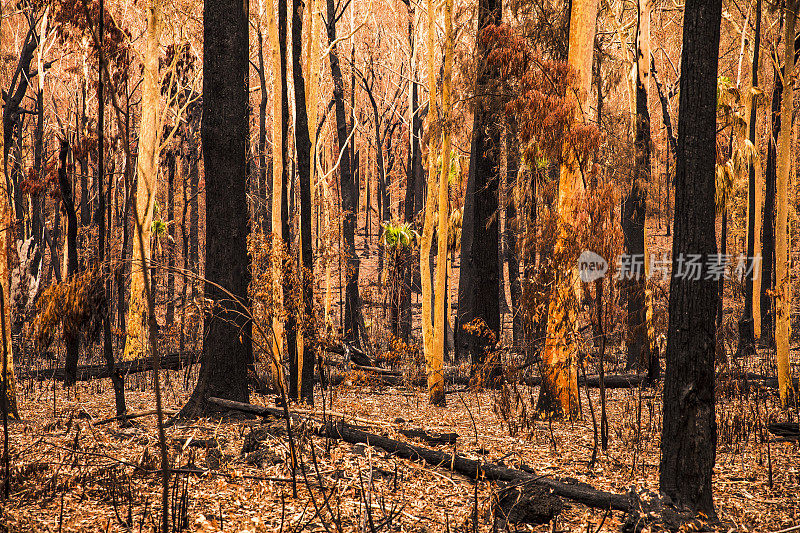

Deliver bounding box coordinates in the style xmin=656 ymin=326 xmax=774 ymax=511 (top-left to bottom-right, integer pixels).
xmin=380 ymin=221 xmax=419 ymax=251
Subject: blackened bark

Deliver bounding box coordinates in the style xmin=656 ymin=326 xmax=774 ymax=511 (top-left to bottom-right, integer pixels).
xmin=659 ymin=0 xmax=721 ymax=518
xmin=457 ymin=0 xmax=501 ymax=379
xmin=278 ymin=0 xmax=299 ymax=391
xmin=80 ymin=81 xmax=90 ymax=226
xmin=761 ymin=59 xmax=781 ymax=345
xmin=96 ymin=9 xmax=126 ymax=414
xmin=60 ymin=140 xmax=81 ymax=386
xmin=651 ymin=57 xmax=678 ymax=158
xmin=622 ymin=74 xmax=651 ymax=371
xmin=400 ymin=35 xmax=421 ymax=341
xmin=326 ymin=0 xmax=361 ymax=346
xmin=188 ymin=108 xmax=200 ymax=300
xmin=292 ymin=0 xmax=316 ymax=405
xmin=166 ymin=150 xmax=176 ymax=327
xmin=180 ymin=0 xmax=251 ymax=416
xmin=257 ymin=27 xmax=270 ymax=235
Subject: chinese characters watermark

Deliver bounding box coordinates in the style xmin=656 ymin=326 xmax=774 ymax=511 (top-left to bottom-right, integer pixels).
xmin=578 ymin=251 xmax=761 ymax=282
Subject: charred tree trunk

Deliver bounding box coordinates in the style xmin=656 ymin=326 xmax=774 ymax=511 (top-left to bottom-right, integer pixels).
xmin=97 ymin=2 xmax=126 ymax=415
xmin=761 ymin=65 xmax=779 ymax=347
xmin=180 ymin=0 xmax=251 ymax=416
xmin=623 ymin=0 xmax=652 ymax=372
xmin=659 ymin=0 xmax=722 ymax=518
xmin=257 ymin=26 xmax=271 ymax=235
xmin=292 ymin=0 xmax=316 ymax=405
xmin=166 ymin=150 xmax=176 ymax=328
xmin=60 ymin=140 xmax=81 ymax=386
xmin=457 ymin=0 xmax=502 ymax=382
xmin=326 ymin=0 xmax=361 ymax=347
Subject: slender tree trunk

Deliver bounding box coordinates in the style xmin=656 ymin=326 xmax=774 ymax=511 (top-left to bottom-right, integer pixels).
xmin=428 ymin=0 xmax=455 ymax=406
xmin=737 ymin=0 xmax=762 ymax=355
xmin=124 ymin=3 xmax=162 ymax=362
xmin=189 ymin=118 xmax=200 ymax=299
xmin=659 ymin=0 xmax=722 ymax=517
xmin=292 ymin=0 xmax=315 ymax=405
xmin=536 ymin=0 xmax=599 ymax=417
xmin=506 ymin=118 xmax=522 ymax=349
xmin=59 ymin=140 xmax=81 ymax=385
xmin=457 ymin=0 xmax=503 ymax=383
xmin=97 ymin=1 xmax=126 ymax=415
xmin=623 ymin=0 xmax=653 ymax=372
xmin=0 ymin=117 xmax=18 ymax=419
xmin=257 ymin=27 xmax=270 ymax=235
xmin=80 ymin=78 xmax=90 ymax=226
xmin=775 ymin=0 xmax=796 ymax=407
xmin=181 ymin=0 xmax=251 ymax=415
xmin=326 ymin=0 xmax=360 ymax=347
xmin=166 ymin=150 xmax=175 ymax=327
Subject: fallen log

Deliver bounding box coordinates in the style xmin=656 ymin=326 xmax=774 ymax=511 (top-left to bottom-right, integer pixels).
xmin=208 ymin=397 xmax=632 ymax=512
xmin=397 ymin=428 xmax=457 ymax=446
xmin=17 ymin=352 xmax=198 ymax=382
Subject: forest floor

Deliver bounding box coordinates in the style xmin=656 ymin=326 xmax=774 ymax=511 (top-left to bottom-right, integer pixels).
xmin=1 ymin=359 xmax=799 ymax=533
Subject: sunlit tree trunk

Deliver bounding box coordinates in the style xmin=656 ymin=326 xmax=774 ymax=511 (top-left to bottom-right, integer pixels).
xmin=738 ymin=0 xmax=762 ymax=354
xmin=537 ymin=0 xmax=599 ymax=418
xmin=419 ymin=0 xmax=439 ymax=385
xmin=775 ymin=0 xmax=796 ymax=407
xmin=123 ymin=1 xmax=162 ymax=362
xmin=428 ymin=0 xmax=455 ymax=406
xmin=268 ymin=0 xmax=286 ymax=386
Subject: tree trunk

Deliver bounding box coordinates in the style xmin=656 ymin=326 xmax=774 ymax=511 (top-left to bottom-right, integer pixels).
xmin=0 ymin=117 xmax=18 ymax=419
xmin=623 ymin=0 xmax=653 ymax=372
xmin=59 ymin=140 xmax=82 ymax=386
xmin=505 ymin=119 xmax=522 ymax=349
xmin=457 ymin=0 xmax=502 ymax=382
xmin=97 ymin=1 xmax=126 ymax=415
xmin=326 ymin=0 xmax=360 ymax=347
xmin=775 ymin=0 xmax=796 ymax=407
xmin=431 ymin=0 xmax=455 ymax=406
xmin=123 ymin=4 xmax=162 ymax=362
xmin=736 ymin=0 xmax=762 ymax=356
xmin=292 ymin=0 xmax=316 ymax=405
xmin=536 ymin=0 xmax=599 ymax=417
xmin=659 ymin=0 xmax=722 ymax=518
xmin=166 ymin=150 xmax=176 ymax=328
xmin=761 ymin=61 xmax=779 ymax=345
xmin=256 ymin=26 xmax=270 ymax=235
xmin=400 ymin=13 xmax=419 ymax=342
xmin=180 ymin=0 xmax=251 ymax=416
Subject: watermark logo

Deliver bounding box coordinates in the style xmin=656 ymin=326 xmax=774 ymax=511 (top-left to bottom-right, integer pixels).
xmin=578 ymin=251 xmax=762 ymax=281
xmin=578 ymin=250 xmax=608 ymax=282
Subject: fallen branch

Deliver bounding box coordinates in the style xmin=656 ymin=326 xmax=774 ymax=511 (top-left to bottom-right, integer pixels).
xmin=208 ymin=397 xmax=632 ymax=512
